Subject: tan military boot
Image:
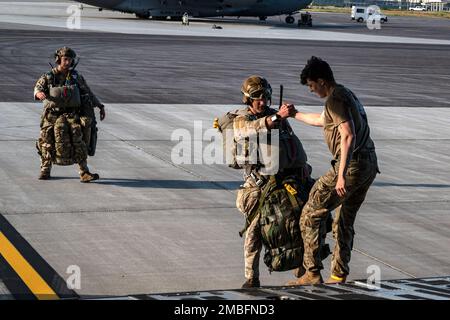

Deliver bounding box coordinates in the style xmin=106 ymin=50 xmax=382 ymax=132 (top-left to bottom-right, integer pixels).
xmin=286 ymin=271 xmax=323 ymax=286
xmin=241 ymin=278 xmax=260 ymax=288
xmin=38 ymin=171 xmax=51 ymax=180
xmin=80 ymin=172 xmax=99 ymax=183
xmin=326 ymin=274 xmax=347 ymax=284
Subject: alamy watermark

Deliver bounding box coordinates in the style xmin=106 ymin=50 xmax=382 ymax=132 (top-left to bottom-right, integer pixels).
xmin=366 ymin=264 xmax=381 ymax=290
xmin=171 ymin=121 xmax=280 ymax=175
xmin=66 ymin=265 xmax=81 ymax=290
xmin=366 ymin=6 xmax=383 ymax=30
xmin=66 ymin=4 xmax=81 ymax=30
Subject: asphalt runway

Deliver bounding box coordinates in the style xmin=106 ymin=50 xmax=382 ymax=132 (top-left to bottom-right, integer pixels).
xmin=0 ymin=2 xmax=449 ymax=298
xmin=0 ymin=2 xmax=449 ymax=107
xmin=0 ymin=29 xmax=449 ymax=108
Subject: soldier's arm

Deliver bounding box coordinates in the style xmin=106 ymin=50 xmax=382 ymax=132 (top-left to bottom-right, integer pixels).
xmin=77 ymin=74 xmax=103 ymax=108
xmin=336 ymin=120 xmax=355 ymax=197
xmin=266 ymin=104 xmax=294 ymax=129
xmin=78 ymin=74 xmax=106 ymax=120
xmin=293 ymin=110 xmax=324 ymax=127
xmin=33 ymin=74 xmax=48 ymax=101
xmin=233 ymin=115 xmax=268 ymax=140
xmin=234 ymin=108 xmax=291 ymax=134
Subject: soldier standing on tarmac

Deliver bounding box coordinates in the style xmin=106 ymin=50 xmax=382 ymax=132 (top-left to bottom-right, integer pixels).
xmin=34 ymin=47 xmax=105 ymax=182
xmin=216 ymin=76 xmax=331 ymax=288
xmin=286 ymin=57 xmax=379 ymax=285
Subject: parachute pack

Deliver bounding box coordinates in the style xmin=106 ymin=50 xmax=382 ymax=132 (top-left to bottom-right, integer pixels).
xmin=214 ymin=108 xmax=249 ymax=169
xmin=245 ymin=175 xmax=331 ymax=273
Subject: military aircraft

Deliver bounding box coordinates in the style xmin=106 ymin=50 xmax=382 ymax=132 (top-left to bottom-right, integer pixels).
xmin=74 ymin=0 xmax=312 ymax=24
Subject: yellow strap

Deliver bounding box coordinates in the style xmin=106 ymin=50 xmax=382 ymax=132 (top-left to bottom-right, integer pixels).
xmin=331 ymin=274 xmax=345 ymax=281
xmin=284 ymin=183 xmax=297 ymax=196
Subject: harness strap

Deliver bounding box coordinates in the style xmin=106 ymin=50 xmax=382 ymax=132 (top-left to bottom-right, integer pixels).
xmin=239 ymin=176 xmax=276 ymax=237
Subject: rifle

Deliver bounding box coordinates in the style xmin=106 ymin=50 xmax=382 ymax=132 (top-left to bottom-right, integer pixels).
xmin=279 ymin=84 xmax=283 ymax=108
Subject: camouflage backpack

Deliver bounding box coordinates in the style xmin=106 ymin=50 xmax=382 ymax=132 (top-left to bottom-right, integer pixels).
xmin=214 ymin=108 xmax=249 ymax=169
xmin=253 ymin=175 xmax=309 ymax=272
xmin=254 ymin=175 xmax=331 ymax=272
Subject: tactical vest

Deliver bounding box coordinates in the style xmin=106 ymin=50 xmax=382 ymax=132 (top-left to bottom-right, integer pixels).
xmin=216 ymin=107 xmax=307 ymax=178
xmin=44 ymin=70 xmax=81 ymax=111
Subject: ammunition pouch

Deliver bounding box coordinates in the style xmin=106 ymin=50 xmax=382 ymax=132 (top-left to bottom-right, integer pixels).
xmin=44 ymin=85 xmax=81 ymax=111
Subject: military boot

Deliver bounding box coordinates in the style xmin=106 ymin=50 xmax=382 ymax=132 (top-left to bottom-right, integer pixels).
xmin=286 ymin=271 xmax=323 ymax=286
xmin=326 ymin=274 xmax=347 ymax=284
xmin=293 ymin=265 xmax=306 ymax=278
xmin=38 ymin=171 xmax=51 ymax=180
xmin=241 ymin=278 xmax=260 ymax=288
xmin=80 ymin=171 xmax=99 ymax=183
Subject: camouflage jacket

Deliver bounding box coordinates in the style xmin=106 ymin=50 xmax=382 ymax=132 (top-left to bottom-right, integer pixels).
xmin=34 ymin=68 xmax=102 ymax=112
xmin=232 ymin=107 xmax=309 ymax=179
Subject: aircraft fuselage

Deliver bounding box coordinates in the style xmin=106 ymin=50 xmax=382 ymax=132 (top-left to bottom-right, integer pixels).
xmin=76 ymin=0 xmax=312 ymax=18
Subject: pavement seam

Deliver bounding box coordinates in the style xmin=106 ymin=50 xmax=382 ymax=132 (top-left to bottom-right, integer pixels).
xmin=0 ymin=205 xmax=238 ymax=216
xmin=352 ymin=247 xmax=417 ymax=279
xmin=326 ymin=237 xmax=418 ymax=279
xmin=103 ymin=129 xmax=237 ymax=195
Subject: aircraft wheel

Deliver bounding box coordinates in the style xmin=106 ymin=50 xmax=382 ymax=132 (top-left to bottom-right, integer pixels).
xmin=135 ymin=12 xmax=150 ymax=19
xmin=285 ymin=16 xmax=295 ymax=24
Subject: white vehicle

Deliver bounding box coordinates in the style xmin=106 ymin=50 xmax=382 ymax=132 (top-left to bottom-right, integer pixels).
xmin=409 ymin=6 xmax=427 ymax=11
xmin=351 ymin=6 xmax=388 ymax=23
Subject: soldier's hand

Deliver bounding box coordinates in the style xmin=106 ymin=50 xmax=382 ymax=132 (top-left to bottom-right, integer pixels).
xmin=278 ymin=104 xmax=294 ymax=119
xmin=99 ymin=105 xmax=106 ymax=121
xmin=335 ymin=176 xmax=347 ymax=198
xmin=35 ymin=92 xmax=46 ymax=101
xmin=288 ymin=105 xmax=297 ymax=117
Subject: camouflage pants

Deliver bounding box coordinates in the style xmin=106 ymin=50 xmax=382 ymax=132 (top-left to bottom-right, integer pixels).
xmin=236 ymin=180 xmax=262 ymax=280
xmin=244 ymin=216 xmax=262 ymax=280
xmin=300 ymin=152 xmax=378 ymax=276
xmin=39 ymin=111 xmax=89 ymax=174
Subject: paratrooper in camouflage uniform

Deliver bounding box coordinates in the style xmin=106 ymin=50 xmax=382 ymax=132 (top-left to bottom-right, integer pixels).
xmin=217 ymin=76 xmax=328 ymax=288
xmin=34 ymin=47 xmax=105 ymax=182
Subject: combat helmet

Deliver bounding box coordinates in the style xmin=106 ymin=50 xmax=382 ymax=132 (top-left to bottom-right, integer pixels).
xmin=241 ymin=75 xmax=272 ymax=105
xmin=54 ymin=47 xmax=77 ymax=65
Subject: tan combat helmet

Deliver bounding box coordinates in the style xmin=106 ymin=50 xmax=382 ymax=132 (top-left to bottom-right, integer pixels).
xmin=241 ymin=75 xmax=272 ymax=105
xmin=54 ymin=46 xmax=77 ymax=65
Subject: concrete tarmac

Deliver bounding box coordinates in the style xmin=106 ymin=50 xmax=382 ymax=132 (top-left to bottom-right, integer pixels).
xmin=0 ymin=1 xmax=449 ymax=298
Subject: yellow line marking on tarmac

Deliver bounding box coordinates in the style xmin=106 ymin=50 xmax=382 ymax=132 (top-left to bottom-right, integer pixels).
xmin=0 ymin=231 xmax=59 ymax=300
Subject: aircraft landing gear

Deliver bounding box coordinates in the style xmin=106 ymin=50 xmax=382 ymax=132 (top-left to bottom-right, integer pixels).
xmin=259 ymin=16 xmax=267 ymax=21
xmin=152 ymin=16 xmax=168 ymax=20
xmin=285 ymin=15 xmax=295 ymax=24
xmin=135 ymin=12 xmax=150 ymax=19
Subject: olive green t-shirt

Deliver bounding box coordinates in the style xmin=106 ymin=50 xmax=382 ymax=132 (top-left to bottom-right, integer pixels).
xmin=323 ymin=84 xmax=375 ymax=160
